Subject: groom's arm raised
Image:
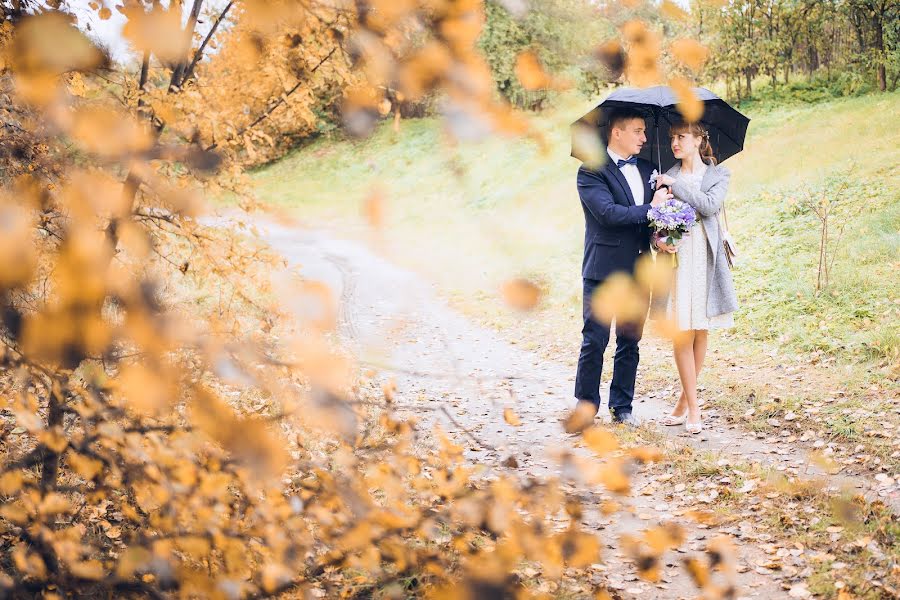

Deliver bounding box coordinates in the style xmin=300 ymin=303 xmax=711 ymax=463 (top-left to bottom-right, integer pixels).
xmin=577 ymin=167 xmax=653 ymax=226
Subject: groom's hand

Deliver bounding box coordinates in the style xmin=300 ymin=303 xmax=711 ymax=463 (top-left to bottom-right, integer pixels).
xmin=651 ymin=187 xmax=673 ymax=207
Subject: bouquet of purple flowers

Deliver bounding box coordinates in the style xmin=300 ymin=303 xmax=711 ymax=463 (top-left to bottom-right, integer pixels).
xmin=648 ymin=198 xmax=697 ymax=248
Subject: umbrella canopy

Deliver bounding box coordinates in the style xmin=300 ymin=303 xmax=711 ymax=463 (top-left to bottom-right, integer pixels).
xmin=571 ymin=86 xmax=750 ymax=172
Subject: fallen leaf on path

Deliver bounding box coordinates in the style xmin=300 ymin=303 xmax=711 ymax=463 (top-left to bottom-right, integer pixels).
xmin=502 ymin=455 xmax=519 ymax=468
xmin=503 ymin=407 xmax=521 ymax=427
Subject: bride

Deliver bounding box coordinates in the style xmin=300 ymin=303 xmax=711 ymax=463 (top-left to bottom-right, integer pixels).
xmin=653 ymin=121 xmax=739 ymax=434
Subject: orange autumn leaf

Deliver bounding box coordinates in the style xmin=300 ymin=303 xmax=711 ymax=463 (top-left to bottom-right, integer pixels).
xmin=503 ymin=407 xmax=522 ymax=427
xmin=622 ymin=20 xmax=663 ymax=87
xmin=670 ymin=77 xmax=704 ymax=123
xmin=628 ymin=446 xmax=664 ymax=463
xmin=597 ymin=458 xmax=631 ymax=494
xmin=122 ymin=4 xmax=187 ymax=62
xmin=643 ymin=522 xmax=685 ymax=553
xmin=582 ymin=426 xmax=619 ymax=456
xmin=363 ymin=187 xmax=386 ymax=229
xmin=590 ymin=272 xmax=647 ymax=326
xmin=515 ymin=51 xmax=555 ymax=91
xmin=671 ymin=38 xmax=710 ymax=73
xmin=660 ymin=0 xmax=690 ymax=21
xmin=563 ymin=401 xmax=597 ymax=434
xmin=501 ymin=278 xmax=542 ymax=311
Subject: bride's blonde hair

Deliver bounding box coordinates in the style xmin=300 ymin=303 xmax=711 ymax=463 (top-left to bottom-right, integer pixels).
xmin=670 ymin=121 xmax=717 ymax=165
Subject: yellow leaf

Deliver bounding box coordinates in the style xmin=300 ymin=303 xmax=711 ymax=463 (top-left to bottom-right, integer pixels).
xmin=115 ymin=364 xmax=173 ymax=416
xmin=0 ymin=472 xmax=24 ymax=496
xmin=660 ymin=0 xmax=689 ymax=21
xmin=683 ymin=556 xmax=710 ymax=588
xmin=684 ymin=510 xmax=720 ymax=525
xmin=501 ymin=278 xmax=542 ymax=311
xmin=628 ymin=446 xmax=663 ymax=463
xmin=582 ymin=426 xmax=619 ymax=456
xmin=622 ymin=20 xmax=663 ymax=87
xmin=590 ymin=273 xmax=647 ymax=327
xmin=0 ymin=503 xmax=30 ymax=525
xmin=70 ymin=106 xmax=154 ymax=158
xmin=38 ymin=428 xmax=68 ymax=453
xmin=563 ymin=401 xmax=596 ymax=434
xmin=671 ymin=39 xmax=709 ymax=73
xmin=69 ymin=560 xmax=104 ymax=580
xmin=13 ymin=409 xmax=44 ymax=433
xmin=261 ymin=562 xmax=292 ymax=593
xmin=643 ymin=523 xmax=685 ymax=553
xmin=670 ymin=77 xmax=704 ymax=123
xmin=514 ymin=51 xmax=565 ymax=91
xmin=557 ymin=529 xmax=601 ymax=568
xmin=68 ymin=453 xmax=103 ymax=480
xmin=597 ymin=458 xmax=630 ymax=494
xmin=503 ymin=408 xmax=521 ymax=427
xmin=122 ymin=5 xmax=187 ymax=62
xmin=176 ymin=536 xmax=211 ymax=557
xmin=634 ymin=253 xmax=673 ymax=298
xmin=362 ymin=187 xmax=386 ymax=229
xmin=116 ymin=547 xmax=151 ymax=578
xmin=38 ymin=493 xmax=71 ymax=516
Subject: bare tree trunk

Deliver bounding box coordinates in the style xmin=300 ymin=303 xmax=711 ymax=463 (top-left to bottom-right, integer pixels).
xmin=169 ymin=0 xmax=205 ymax=91
xmin=817 ymin=219 xmax=826 ymax=293
xmin=822 ymin=218 xmax=829 ymax=290
xmin=872 ymin=6 xmax=887 ymax=91
xmin=112 ymin=50 xmax=152 ymax=250
xmin=40 ymin=381 xmax=65 ymax=491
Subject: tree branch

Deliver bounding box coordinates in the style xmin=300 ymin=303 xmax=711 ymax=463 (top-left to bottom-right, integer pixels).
xmin=182 ymin=0 xmax=235 ymax=85
xmin=206 ymin=47 xmax=339 ymax=152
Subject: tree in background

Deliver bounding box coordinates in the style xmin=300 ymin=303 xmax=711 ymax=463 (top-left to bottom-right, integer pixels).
xmin=478 ymin=0 xmax=612 ymax=109
xmin=698 ymin=0 xmax=898 ymax=103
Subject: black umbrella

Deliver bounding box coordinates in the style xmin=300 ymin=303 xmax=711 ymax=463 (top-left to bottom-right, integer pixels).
xmin=571 ymin=86 xmax=750 ymax=173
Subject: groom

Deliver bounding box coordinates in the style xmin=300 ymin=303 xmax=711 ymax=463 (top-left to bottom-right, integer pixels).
xmin=574 ymin=107 xmax=671 ymax=425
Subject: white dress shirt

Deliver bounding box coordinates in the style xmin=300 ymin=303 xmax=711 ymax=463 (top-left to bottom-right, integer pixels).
xmin=607 ymin=148 xmax=645 ymax=206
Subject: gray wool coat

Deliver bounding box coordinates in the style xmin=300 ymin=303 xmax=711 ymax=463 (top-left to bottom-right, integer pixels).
xmin=666 ymin=160 xmax=739 ymax=318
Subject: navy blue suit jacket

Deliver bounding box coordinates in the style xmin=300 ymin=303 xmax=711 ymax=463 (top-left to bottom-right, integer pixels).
xmin=577 ymin=157 xmax=656 ymax=281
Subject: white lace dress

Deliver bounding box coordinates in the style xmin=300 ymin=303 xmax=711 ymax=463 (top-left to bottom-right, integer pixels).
xmin=666 ymin=164 xmax=735 ymax=331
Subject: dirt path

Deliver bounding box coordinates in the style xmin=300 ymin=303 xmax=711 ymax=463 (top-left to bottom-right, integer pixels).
xmin=251 ymin=217 xmax=891 ymax=599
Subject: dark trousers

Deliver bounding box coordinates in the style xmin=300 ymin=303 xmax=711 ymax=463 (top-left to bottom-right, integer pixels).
xmin=574 ymin=277 xmax=647 ymax=417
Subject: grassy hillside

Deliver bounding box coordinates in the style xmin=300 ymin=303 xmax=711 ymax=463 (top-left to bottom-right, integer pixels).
xmin=254 ymin=91 xmax=899 ymax=369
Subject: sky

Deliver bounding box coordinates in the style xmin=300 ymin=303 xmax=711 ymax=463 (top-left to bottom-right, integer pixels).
xmin=6 ymin=0 xmax=695 ymax=65
xmin=2 ymin=0 xmax=231 ymax=63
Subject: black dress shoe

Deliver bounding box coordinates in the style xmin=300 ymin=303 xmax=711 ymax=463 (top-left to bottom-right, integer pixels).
xmin=612 ymin=412 xmax=639 ymax=427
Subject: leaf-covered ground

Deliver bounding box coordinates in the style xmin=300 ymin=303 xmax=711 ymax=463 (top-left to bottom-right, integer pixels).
xmin=251 ymin=90 xmax=900 ymax=598
xmin=245 ymin=216 xmax=898 ymax=599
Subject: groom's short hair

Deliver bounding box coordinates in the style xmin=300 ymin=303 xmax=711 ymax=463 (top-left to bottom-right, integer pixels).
xmin=607 ymin=107 xmax=646 ymax=130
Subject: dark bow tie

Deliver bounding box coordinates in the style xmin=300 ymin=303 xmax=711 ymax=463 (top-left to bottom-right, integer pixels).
xmin=616 ymin=156 xmax=638 ymax=168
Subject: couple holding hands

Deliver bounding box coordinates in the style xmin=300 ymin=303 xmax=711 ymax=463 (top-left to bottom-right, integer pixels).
xmin=574 ymin=106 xmax=739 ymax=434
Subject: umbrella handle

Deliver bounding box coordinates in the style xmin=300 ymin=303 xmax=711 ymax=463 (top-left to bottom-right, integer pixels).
xmin=654 ymin=110 xmax=662 ymax=173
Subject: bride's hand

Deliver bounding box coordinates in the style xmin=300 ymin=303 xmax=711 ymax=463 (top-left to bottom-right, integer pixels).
xmin=655 ymin=240 xmax=678 ymax=254
xmin=656 ymin=175 xmax=676 ymax=188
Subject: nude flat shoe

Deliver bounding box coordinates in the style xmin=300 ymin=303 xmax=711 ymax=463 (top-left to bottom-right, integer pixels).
xmin=685 ymin=420 xmax=703 ymax=434
xmin=662 ymin=414 xmax=686 ymax=426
